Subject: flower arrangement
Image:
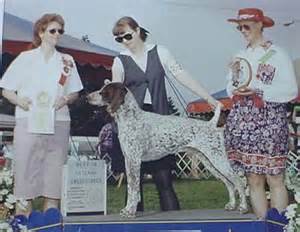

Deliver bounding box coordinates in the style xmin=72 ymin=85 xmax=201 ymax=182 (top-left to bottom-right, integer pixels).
xmin=0 ymin=152 xmax=28 ymax=231
xmin=284 ymin=151 xmax=300 ymax=232
xmin=0 ymin=167 xmax=14 ymax=219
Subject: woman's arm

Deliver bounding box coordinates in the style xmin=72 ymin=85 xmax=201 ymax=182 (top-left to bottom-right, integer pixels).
xmin=53 ymin=92 xmax=79 ymax=110
xmin=112 ymin=57 xmax=124 ymax=82
xmin=0 ymin=52 xmax=31 ymax=110
xmin=157 ymin=45 xmax=220 ymax=108
xmin=64 ymin=92 xmax=79 ymax=104
xmin=174 ymin=70 xmax=219 ymax=107
xmin=2 ymin=89 xmax=31 ymax=111
xmin=2 ymin=89 xmax=19 ymax=105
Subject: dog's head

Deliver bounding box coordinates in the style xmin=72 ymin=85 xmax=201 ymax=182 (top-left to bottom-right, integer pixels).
xmin=87 ymin=82 xmax=128 ymax=114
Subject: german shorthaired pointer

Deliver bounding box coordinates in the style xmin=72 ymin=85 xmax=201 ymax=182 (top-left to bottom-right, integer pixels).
xmin=88 ymin=82 xmax=248 ymax=218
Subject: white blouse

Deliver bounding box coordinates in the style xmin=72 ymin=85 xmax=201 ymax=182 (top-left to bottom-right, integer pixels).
xmin=112 ymin=44 xmax=184 ymax=104
xmin=0 ymin=47 xmax=83 ymax=121
xmin=226 ymin=43 xmax=298 ymax=103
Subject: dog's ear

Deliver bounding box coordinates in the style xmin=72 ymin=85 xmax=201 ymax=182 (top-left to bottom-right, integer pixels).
xmin=109 ymin=83 xmax=128 ymax=113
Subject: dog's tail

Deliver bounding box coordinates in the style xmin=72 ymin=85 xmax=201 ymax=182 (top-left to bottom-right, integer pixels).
xmin=210 ymin=103 xmax=221 ymax=127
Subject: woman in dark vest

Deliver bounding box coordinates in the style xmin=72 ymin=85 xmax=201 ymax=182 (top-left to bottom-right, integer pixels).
xmin=111 ymin=16 xmax=221 ymax=211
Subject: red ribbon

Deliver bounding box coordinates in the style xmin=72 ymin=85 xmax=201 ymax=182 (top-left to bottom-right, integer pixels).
xmin=58 ymin=74 xmax=67 ymax=86
xmin=232 ymin=93 xmax=264 ymax=108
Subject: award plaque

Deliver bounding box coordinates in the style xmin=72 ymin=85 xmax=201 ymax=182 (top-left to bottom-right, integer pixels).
xmin=28 ymin=91 xmax=55 ymax=134
xmin=231 ymin=57 xmax=253 ymax=95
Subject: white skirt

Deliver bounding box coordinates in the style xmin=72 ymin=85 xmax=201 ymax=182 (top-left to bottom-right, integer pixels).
xmin=13 ymin=118 xmax=70 ymax=199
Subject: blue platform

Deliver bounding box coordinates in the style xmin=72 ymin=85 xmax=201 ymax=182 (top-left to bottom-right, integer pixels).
xmin=64 ymin=220 xmax=266 ymax=232
xmin=63 ymin=209 xmax=268 ymax=232
xmin=13 ymin=208 xmax=285 ymax=231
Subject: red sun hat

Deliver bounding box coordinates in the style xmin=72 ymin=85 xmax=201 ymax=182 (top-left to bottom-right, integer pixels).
xmin=228 ymin=8 xmax=274 ymax=27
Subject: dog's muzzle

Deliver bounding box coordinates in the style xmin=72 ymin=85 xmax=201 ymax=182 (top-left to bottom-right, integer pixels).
xmin=87 ymin=91 xmax=107 ymax=107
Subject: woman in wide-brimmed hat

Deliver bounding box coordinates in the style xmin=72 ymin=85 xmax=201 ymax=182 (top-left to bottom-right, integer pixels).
xmin=224 ymin=8 xmax=298 ymax=219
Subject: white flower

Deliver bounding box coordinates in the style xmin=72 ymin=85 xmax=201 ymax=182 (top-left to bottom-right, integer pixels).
xmin=284 ymin=223 xmax=295 ymax=232
xmin=4 ymin=201 xmax=14 ymax=209
xmin=287 ymin=203 xmax=298 ymax=211
xmin=4 ymin=177 xmax=13 ymax=185
xmin=6 ymin=194 xmax=16 ymax=204
xmin=296 ymin=217 xmax=300 ymax=226
xmin=295 ymin=192 xmax=300 ymax=203
xmin=16 ymin=199 xmax=29 ymax=211
xmin=266 ymin=191 xmax=271 ymax=200
xmin=19 ymin=224 xmax=28 ymax=231
xmin=0 ymin=189 xmax=9 ymax=195
xmin=0 ymin=222 xmax=10 ymax=229
xmin=286 ymin=203 xmax=298 ymax=219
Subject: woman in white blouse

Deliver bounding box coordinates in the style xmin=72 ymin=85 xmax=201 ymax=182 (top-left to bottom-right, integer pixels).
xmin=111 ymin=16 xmax=220 ymax=212
xmin=0 ymin=13 xmax=83 ymax=216
xmin=225 ymin=8 xmax=298 ymax=219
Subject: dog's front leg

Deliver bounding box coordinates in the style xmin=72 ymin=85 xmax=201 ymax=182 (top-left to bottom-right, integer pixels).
xmin=120 ymin=156 xmax=141 ymax=218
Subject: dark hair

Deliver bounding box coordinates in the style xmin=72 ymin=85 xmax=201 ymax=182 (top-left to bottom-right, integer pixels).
xmin=32 ymin=13 xmax=65 ymax=48
xmin=112 ymin=16 xmax=149 ymax=42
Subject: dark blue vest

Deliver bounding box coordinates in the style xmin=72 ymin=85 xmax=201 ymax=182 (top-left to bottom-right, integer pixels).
xmin=118 ymin=45 xmax=169 ymax=115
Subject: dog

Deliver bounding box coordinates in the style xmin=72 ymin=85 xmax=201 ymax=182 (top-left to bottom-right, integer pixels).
xmin=88 ymin=82 xmax=248 ymax=217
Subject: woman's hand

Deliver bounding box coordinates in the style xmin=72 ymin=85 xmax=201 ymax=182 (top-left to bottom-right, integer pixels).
xmin=208 ymin=98 xmax=224 ymax=110
xmin=2 ymin=90 xmax=32 ymax=111
xmin=229 ymin=58 xmax=241 ymax=76
xmin=16 ymin=97 xmax=32 ymax=111
xmin=53 ymin=96 xmax=68 ymax=111
xmin=53 ymin=92 xmax=79 ymax=110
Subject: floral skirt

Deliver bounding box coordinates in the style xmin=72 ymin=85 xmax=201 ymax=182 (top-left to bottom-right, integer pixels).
xmin=224 ymin=97 xmax=289 ymax=175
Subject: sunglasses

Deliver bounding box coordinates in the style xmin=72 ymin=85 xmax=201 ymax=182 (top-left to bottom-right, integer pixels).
xmin=236 ymin=24 xmax=251 ymax=31
xmin=48 ymin=28 xmax=64 ymax=35
xmin=115 ymin=33 xmax=134 ymax=43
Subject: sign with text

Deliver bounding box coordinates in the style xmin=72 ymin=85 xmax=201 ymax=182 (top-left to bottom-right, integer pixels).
xmin=61 ymin=159 xmax=107 ymax=216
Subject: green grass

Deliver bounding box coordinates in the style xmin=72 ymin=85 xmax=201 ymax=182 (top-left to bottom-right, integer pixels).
xmin=107 ymin=179 xmax=228 ymax=214
xmin=32 ymin=179 xmax=228 ymax=214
